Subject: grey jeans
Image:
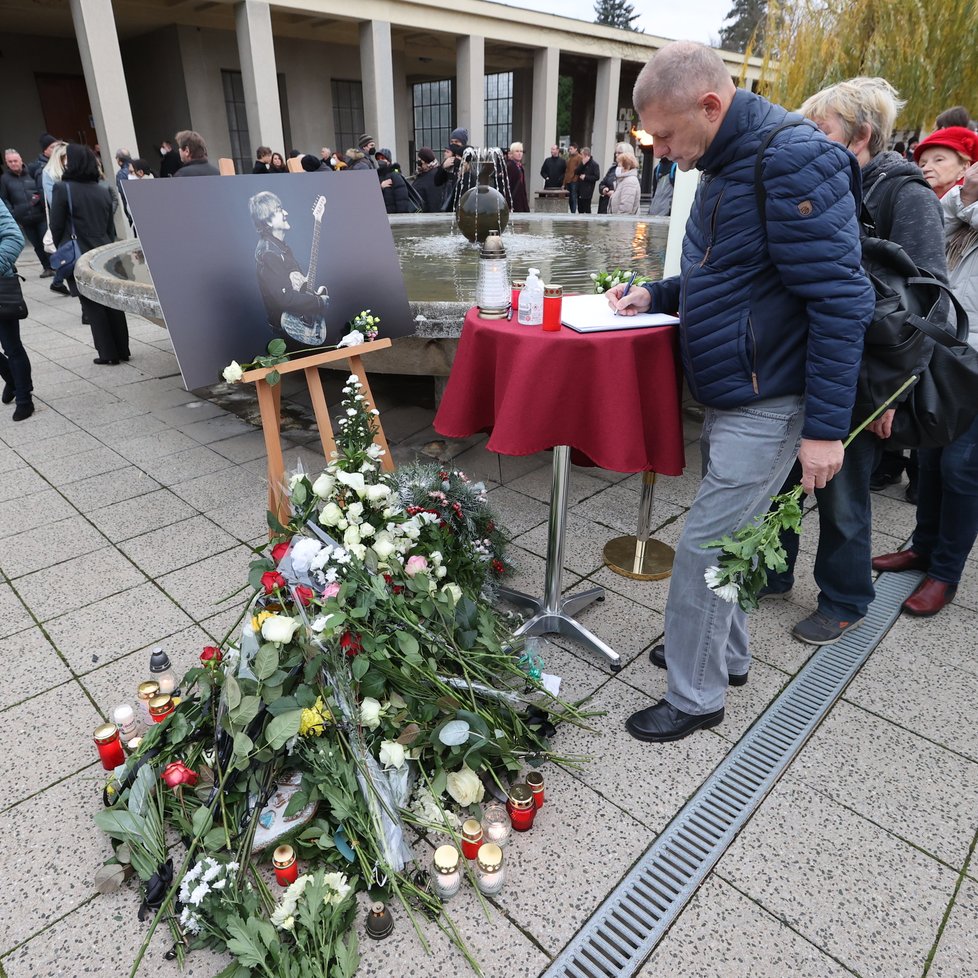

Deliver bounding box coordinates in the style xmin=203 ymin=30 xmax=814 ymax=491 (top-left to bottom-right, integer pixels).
xmin=664 ymin=394 xmax=805 ymax=715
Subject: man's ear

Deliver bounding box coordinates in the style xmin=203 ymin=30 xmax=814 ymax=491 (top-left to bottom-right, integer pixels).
xmin=701 ymin=92 xmax=724 ymax=123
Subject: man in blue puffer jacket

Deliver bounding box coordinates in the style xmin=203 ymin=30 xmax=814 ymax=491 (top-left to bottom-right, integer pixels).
xmin=610 ymin=42 xmax=875 ymax=743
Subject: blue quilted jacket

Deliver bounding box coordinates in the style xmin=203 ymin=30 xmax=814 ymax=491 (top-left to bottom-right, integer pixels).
xmin=644 ymin=90 xmax=875 ymax=440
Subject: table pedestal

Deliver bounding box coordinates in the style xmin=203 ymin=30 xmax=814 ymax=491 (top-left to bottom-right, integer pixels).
xmin=603 ymin=471 xmax=675 ymax=581
xmin=497 ymin=446 xmax=622 ymax=671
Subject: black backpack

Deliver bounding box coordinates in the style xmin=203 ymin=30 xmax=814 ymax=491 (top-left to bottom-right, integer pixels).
xmin=754 ymin=123 xmax=975 ymax=445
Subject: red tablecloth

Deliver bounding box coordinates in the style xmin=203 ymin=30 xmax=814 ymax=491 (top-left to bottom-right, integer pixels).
xmin=434 ymin=309 xmax=685 ymax=475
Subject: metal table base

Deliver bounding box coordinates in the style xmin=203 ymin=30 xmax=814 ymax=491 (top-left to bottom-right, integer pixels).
xmin=498 ymin=445 xmax=621 ymax=671
xmin=603 ymin=470 xmax=675 ymax=580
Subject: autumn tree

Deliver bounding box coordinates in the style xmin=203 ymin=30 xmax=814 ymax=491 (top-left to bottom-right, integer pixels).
xmin=719 ymin=0 xmax=768 ymax=53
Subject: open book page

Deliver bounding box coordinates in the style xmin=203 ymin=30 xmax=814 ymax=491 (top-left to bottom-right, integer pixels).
xmin=561 ymin=293 xmax=680 ymax=333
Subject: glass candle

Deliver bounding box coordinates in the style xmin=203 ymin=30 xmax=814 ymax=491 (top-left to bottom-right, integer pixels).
xmin=542 ymin=285 xmax=563 ymax=332
xmin=111 ymin=703 xmax=139 ymax=742
xmin=432 ymin=845 xmax=462 ymax=900
xmin=272 ymin=845 xmax=298 ymax=886
xmin=481 ymin=802 xmax=512 ymax=847
xmin=136 ymin=681 xmax=160 ymax=726
xmin=460 ymin=818 xmax=483 ymax=860
xmin=511 ymin=280 xmax=525 ymax=312
xmin=365 ymin=901 xmax=394 ymax=939
xmin=526 ymin=770 xmax=545 ymax=809
xmin=93 ymin=723 xmax=126 ymax=770
xmin=506 ymin=784 xmax=536 ymax=831
xmin=475 ymin=843 xmax=505 ymax=895
xmin=149 ymin=647 xmax=177 ymax=696
xmin=148 ymin=694 xmax=175 ymax=723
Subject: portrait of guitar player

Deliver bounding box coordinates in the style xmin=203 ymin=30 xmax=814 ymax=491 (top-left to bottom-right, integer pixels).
xmin=249 ymin=190 xmax=329 ymax=345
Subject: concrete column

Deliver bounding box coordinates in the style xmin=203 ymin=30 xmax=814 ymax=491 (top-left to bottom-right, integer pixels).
xmin=531 ymin=46 xmax=560 ymax=192
xmin=235 ymin=0 xmax=285 ymax=156
xmin=456 ymin=35 xmax=485 ymax=148
xmin=69 ymin=0 xmax=139 ymax=238
xmin=359 ymin=20 xmax=396 ymax=153
xmin=663 ymin=168 xmax=700 ymax=277
xmin=592 ymin=56 xmax=621 ymax=174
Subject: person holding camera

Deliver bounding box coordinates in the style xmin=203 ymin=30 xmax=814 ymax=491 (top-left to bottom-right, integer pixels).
xmin=433 ymin=128 xmax=474 ymax=210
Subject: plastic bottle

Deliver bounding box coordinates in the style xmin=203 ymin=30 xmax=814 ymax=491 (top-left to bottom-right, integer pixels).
xmin=518 ymin=268 xmax=544 ymax=326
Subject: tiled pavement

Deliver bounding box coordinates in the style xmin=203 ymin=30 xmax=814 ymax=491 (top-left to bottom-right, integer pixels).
xmin=1 ymin=251 xmax=976 ymax=978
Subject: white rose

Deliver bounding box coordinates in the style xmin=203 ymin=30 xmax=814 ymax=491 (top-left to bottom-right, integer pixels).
xmin=311 ymin=472 xmax=336 ymax=499
xmin=336 ymin=470 xmax=366 ymax=497
xmin=371 ymin=533 xmax=397 ymax=561
xmin=360 ymin=697 xmax=382 ymax=730
xmin=445 ymin=766 xmax=485 ymax=807
xmin=358 ymin=521 xmax=375 ymax=538
xmin=261 ymin=614 xmax=300 ymax=644
xmin=365 ymin=483 xmax=390 ymax=502
xmin=288 ymin=472 xmax=305 ymax=490
xmin=379 ymin=740 xmax=406 ymax=770
xmin=441 ymin=583 xmax=463 ymax=605
xmin=311 ymin=614 xmax=336 ymax=634
xmin=435 ymin=566 xmax=447 ymax=579
xmin=289 ymin=538 xmax=323 ymax=574
xmin=366 ymin=443 xmax=384 ymax=460
xmin=346 ymin=502 xmax=364 ymax=522
xmin=338 ymin=329 xmax=365 ymax=348
xmin=320 ymin=502 xmax=344 ymax=527
xmin=343 ymin=524 xmax=361 ymax=548
xmin=348 ymin=542 xmax=367 ymax=561
xmin=222 ymin=360 xmax=243 ymax=383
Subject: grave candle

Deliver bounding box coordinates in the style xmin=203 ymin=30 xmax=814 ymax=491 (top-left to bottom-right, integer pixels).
xmin=272 ymin=845 xmax=298 ymax=886
xmin=93 ymin=723 xmax=126 ymax=770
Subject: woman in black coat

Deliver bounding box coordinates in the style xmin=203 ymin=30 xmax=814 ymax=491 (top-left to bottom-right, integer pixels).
xmin=50 ymin=144 xmax=130 ymax=364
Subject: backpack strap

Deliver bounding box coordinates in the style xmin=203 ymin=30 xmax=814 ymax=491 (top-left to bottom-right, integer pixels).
xmin=862 ymin=172 xmax=930 ymax=240
xmin=904 ymin=271 xmax=971 ymax=348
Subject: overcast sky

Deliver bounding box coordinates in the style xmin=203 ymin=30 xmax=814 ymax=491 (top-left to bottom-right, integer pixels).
xmin=502 ymin=0 xmax=735 ymax=46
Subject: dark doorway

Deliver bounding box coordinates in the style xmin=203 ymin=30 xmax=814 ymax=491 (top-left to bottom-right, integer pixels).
xmin=35 ymin=73 xmax=98 ymax=147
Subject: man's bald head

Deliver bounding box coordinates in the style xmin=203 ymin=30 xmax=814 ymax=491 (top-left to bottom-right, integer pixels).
xmin=633 ymin=41 xmax=735 ymax=114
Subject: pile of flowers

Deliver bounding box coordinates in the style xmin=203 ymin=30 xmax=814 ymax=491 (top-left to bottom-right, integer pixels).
xmin=95 ymin=374 xmax=594 ymax=977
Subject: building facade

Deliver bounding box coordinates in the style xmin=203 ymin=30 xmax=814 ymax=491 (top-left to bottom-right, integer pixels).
xmin=1 ymin=0 xmax=760 ymax=194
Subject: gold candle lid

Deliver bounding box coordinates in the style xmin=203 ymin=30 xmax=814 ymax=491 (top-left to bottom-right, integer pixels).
xmin=137 ymin=681 xmax=160 ymax=700
xmin=433 ymin=845 xmax=460 ymax=875
xmin=526 ymin=771 xmax=544 ymax=789
xmin=477 ymin=842 xmax=503 ymax=873
xmin=461 ymin=818 xmax=483 ymax=841
xmin=148 ymin=694 xmax=173 ymax=715
xmin=272 ymin=845 xmax=295 ymax=869
xmin=93 ymin=722 xmax=119 ymax=743
xmin=507 ymin=784 xmax=534 ymax=810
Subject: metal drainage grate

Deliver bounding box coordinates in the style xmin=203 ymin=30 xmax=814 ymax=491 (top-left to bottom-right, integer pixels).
xmin=544 ymin=569 xmax=923 ymax=978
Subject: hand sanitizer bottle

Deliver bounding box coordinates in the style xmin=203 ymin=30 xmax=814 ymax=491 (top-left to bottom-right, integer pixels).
xmin=518 ymin=268 xmax=544 ymax=326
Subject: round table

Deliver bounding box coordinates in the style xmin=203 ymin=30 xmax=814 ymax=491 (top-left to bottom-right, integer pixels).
xmin=434 ymin=309 xmax=685 ymax=670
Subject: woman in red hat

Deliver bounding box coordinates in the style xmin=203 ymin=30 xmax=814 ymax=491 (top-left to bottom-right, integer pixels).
xmin=873 ymin=126 xmax=978 ymax=616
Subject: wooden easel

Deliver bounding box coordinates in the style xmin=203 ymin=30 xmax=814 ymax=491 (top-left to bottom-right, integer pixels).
xmin=240 ymin=340 xmax=395 ymax=529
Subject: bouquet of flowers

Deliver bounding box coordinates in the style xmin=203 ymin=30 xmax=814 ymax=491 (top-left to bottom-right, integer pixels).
xmin=589 ymin=268 xmax=650 ymax=294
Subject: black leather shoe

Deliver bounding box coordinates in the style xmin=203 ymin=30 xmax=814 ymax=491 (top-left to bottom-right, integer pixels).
xmin=648 ymin=643 xmax=748 ymax=687
xmin=92 ymin=358 xmax=120 ymax=365
xmin=1 ymin=382 xmax=12 ymax=405
xmin=625 ymin=699 xmax=724 ymax=742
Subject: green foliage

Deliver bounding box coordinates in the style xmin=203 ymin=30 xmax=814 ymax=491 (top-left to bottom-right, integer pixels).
xmin=719 ymin=0 xmax=768 ymax=54
xmin=557 ymin=76 xmax=573 ymax=140
xmin=590 ymin=268 xmax=651 ymax=294
xmin=593 ymin=0 xmax=642 ymax=31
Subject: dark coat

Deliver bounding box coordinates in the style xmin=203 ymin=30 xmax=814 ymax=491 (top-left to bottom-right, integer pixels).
xmin=50 ymin=180 xmax=116 ymax=254
xmin=574 ymin=158 xmax=600 ymax=201
xmin=174 ymin=158 xmax=219 ymax=177
xmin=412 ymin=168 xmax=444 ymax=212
xmin=540 ymin=155 xmax=566 ymax=189
xmin=641 ymin=89 xmax=875 ymax=440
xmin=379 ymin=165 xmax=411 ymax=213
xmin=0 ymin=169 xmax=45 ymax=225
xmin=597 ymin=164 xmax=617 ymax=214
xmin=254 ymin=230 xmax=327 ymax=331
xmin=253 ymin=160 xmax=271 ymax=174
xmin=433 ymin=152 xmax=476 ymax=207
xmin=160 ymin=150 xmax=181 ymax=177
xmin=506 ymin=159 xmax=530 ymax=212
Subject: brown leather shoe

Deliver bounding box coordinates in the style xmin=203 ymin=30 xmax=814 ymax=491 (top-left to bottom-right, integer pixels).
xmin=872 ymin=549 xmax=929 ymax=573
xmin=903 ymin=577 xmax=956 ymax=617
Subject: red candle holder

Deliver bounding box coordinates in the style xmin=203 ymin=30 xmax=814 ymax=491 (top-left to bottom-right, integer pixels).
xmin=506 ymin=784 xmax=536 ymax=831
xmin=511 ymin=280 xmax=525 ymax=312
xmin=148 ymin=694 xmax=175 ymax=723
xmin=460 ymin=818 xmax=483 ymax=859
xmin=542 ymin=285 xmax=563 ymax=332
xmin=526 ymin=770 xmax=545 ymax=808
xmin=273 ymin=845 xmax=299 ymax=886
xmin=93 ymin=723 xmax=126 ymax=770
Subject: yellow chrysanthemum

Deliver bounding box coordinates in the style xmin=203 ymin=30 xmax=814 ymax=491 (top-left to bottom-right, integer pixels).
xmin=251 ymin=610 xmax=273 ymax=632
xmin=299 ymin=697 xmax=332 ymax=737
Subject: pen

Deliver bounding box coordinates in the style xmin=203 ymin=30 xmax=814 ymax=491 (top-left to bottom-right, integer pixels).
xmin=506 ymin=305 xmax=514 ymax=320
xmin=614 ymin=272 xmax=637 ymax=317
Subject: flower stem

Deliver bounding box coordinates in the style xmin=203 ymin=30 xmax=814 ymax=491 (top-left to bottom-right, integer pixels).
xmin=843 ymin=374 xmax=918 ymax=448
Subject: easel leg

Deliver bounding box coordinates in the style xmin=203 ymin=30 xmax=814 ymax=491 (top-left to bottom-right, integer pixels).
xmin=347 ymin=354 xmax=394 ymax=473
xmin=305 ymin=366 xmax=337 ymax=462
xmin=255 ymin=379 xmax=289 ymax=532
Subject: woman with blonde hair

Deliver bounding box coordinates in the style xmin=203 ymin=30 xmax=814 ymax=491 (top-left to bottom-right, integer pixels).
xmin=41 ymin=142 xmax=71 ymax=295
xmin=598 ymin=141 xmax=633 ymax=213
xmin=761 ymin=76 xmax=950 ymax=642
xmin=609 ymin=152 xmax=641 ymax=214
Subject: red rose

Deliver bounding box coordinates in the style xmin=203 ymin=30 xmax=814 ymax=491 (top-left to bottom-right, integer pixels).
xmin=341 ymin=631 xmax=363 ymax=657
xmin=161 ymin=761 xmax=198 ymax=789
xmin=271 ymin=541 xmax=290 ymax=563
xmin=261 ymin=570 xmax=287 ymax=594
xmin=294 ymin=585 xmax=314 ymax=606
xmin=200 ymin=645 xmax=223 ymax=665
xmin=492 ymin=559 xmax=505 ymax=575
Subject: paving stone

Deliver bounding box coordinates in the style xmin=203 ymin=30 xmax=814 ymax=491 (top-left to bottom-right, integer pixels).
xmin=515 ymin=511 xmax=623 ymax=577
xmin=4 ymin=428 xmax=102 ymax=464
xmin=115 ymin=428 xmax=201 ymax=463
xmin=60 ymin=466 xmax=162 ymax=514
xmin=717 ymin=776 xmax=957 ymax=978
xmin=0 ymin=515 xmax=108 ymax=581
xmin=178 ymin=414 xmax=257 ymax=445
xmin=0 ymin=584 xmax=35 ymax=640
xmin=44 ymin=580 xmax=194 ymax=674
xmin=0 ymin=488 xmax=77 ymax=538
xmin=486 ymin=485 xmax=551 ymax=536
xmin=0 ymin=407 xmax=80 ymax=447
xmin=84 ymin=488 xmax=199 ymax=542
xmin=0 ymin=627 xmax=73 ymax=710
xmin=156 ymin=546 xmax=256 ymax=621
xmin=791 ymin=700 xmax=978 ymax=868
xmin=168 ymin=465 xmax=268 ymax=513
xmin=507 ymin=464 xmax=611 ymax=507
xmin=928 ymin=877 xmax=978 ymax=978
xmin=584 ymin=564 xmax=673 ymax=616
xmin=15 ymin=547 xmax=145 ymax=623
xmin=207 ymin=430 xmax=271 ymax=463
xmin=136 ymin=443 xmax=237 ymax=487
xmin=571 ymin=481 xmax=686 ymax=536
xmin=0 ymin=466 xmax=50 ymax=504
xmin=205 ymin=492 xmax=273 ymax=542
xmin=119 ymin=515 xmax=240 ymax=578
xmin=29 ymin=445 xmax=130 ymax=487
xmin=638 ymin=876 xmax=854 ymax=978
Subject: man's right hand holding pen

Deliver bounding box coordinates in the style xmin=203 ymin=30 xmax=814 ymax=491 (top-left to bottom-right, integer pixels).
xmin=606 ymin=280 xmax=653 ymax=316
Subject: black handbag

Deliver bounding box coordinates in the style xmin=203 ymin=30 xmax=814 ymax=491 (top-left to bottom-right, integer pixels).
xmin=51 ymin=183 xmax=81 ymax=276
xmin=0 ymin=271 xmax=28 ymax=320
xmin=889 ymin=286 xmax=978 ymax=449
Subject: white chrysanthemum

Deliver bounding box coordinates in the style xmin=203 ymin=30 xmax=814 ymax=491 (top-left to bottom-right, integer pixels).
xmin=703 ymin=566 xmax=723 ymax=589
xmin=715 ymin=582 xmax=740 ymax=603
